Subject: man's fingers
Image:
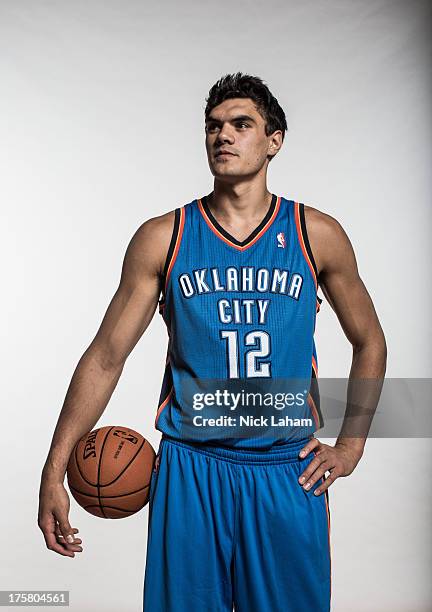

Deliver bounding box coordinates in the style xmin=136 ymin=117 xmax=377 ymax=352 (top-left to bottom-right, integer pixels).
xmin=57 ymin=534 xmax=82 ymax=544
xmin=57 ymin=537 xmax=83 ymax=551
xmin=300 ymin=462 xmax=330 ymax=491
xmin=55 ymin=524 xmax=83 ymax=551
xmin=39 ymin=517 xmax=75 ymax=557
xmin=46 ymin=531 xmax=76 ymax=557
xmin=298 ymin=438 xmax=320 ymax=458
xmin=298 ymin=452 xmax=327 ymax=486
xmin=314 ymin=470 xmax=340 ymax=496
xmin=57 ymin=516 xmax=76 ymax=545
xmin=55 ymin=525 xmax=80 ymax=539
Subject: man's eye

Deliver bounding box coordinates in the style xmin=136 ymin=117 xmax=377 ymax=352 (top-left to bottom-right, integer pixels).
xmin=237 ymin=122 xmax=249 ymax=128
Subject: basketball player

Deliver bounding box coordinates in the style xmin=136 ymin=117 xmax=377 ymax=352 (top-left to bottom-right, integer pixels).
xmin=38 ymin=73 xmax=387 ymax=611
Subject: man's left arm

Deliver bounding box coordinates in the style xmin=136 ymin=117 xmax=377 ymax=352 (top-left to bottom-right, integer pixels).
xmin=298 ymin=207 xmax=387 ymax=496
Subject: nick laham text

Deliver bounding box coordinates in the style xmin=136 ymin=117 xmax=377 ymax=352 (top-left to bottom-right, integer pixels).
xmin=192 ymin=416 xmax=313 ymax=427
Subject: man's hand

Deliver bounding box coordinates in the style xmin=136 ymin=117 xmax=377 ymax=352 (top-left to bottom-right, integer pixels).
xmin=38 ymin=473 xmax=83 ymax=557
xmin=298 ymin=438 xmax=363 ymax=496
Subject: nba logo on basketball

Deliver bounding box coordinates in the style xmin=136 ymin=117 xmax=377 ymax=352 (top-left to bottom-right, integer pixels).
xmin=277 ymin=232 xmax=286 ymax=248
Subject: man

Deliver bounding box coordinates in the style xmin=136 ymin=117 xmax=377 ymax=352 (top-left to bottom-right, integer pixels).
xmin=39 ymin=72 xmax=387 ymax=611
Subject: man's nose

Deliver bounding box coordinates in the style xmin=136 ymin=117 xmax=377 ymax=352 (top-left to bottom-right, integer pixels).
xmin=216 ymin=125 xmax=234 ymax=144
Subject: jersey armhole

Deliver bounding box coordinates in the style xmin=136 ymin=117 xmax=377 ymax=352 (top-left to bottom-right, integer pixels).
xmin=158 ymin=207 xmax=182 ymax=313
xmin=297 ymin=202 xmax=323 ymax=311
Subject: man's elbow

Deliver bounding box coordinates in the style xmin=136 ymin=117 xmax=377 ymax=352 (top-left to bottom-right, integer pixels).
xmin=353 ymin=327 xmax=387 ymax=369
xmin=84 ymin=341 xmax=128 ymax=373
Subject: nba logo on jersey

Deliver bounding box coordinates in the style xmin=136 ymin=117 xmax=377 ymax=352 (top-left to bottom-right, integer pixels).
xmin=277 ymin=231 xmax=286 ymax=248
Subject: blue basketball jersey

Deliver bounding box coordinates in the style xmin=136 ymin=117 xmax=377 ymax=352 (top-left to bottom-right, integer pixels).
xmin=154 ymin=194 xmax=323 ymax=449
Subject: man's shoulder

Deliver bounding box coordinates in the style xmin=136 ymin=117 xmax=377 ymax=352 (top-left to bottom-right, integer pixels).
xmin=138 ymin=208 xmax=176 ymax=235
xmin=302 ymin=203 xmax=352 ymax=276
xmin=133 ymin=207 xmax=179 ymax=245
xmin=303 ymin=203 xmax=346 ymax=242
xmin=128 ymin=208 xmax=178 ymax=278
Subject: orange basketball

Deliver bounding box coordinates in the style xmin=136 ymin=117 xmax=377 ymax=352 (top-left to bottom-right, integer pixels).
xmin=66 ymin=425 xmax=156 ymax=519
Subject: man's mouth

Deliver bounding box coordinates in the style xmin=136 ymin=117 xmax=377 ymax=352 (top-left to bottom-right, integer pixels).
xmin=215 ymin=151 xmax=236 ymax=158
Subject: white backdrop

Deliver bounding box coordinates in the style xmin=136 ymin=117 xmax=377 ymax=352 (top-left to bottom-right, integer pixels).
xmin=1 ymin=1 xmax=431 ymax=610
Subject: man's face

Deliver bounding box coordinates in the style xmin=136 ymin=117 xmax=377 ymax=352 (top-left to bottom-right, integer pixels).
xmin=205 ymin=98 xmax=282 ymax=182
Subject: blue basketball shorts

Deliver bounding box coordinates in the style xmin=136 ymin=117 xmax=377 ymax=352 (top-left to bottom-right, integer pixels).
xmin=143 ymin=435 xmax=331 ymax=611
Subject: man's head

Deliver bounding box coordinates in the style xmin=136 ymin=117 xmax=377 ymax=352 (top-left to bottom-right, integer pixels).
xmin=204 ymin=72 xmax=287 ymax=183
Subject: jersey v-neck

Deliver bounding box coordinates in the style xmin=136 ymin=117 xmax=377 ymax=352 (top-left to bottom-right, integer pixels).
xmin=197 ymin=193 xmax=280 ymax=252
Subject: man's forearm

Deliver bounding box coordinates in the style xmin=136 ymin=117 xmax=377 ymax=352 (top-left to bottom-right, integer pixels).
xmin=42 ymin=348 xmax=124 ymax=482
xmin=336 ymin=338 xmax=387 ymax=455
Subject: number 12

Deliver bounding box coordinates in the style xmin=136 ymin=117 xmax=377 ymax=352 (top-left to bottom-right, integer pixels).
xmin=220 ymin=330 xmax=271 ymax=378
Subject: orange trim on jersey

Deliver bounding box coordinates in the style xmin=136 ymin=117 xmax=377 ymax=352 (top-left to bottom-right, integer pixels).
xmin=161 ymin=206 xmax=185 ymax=298
xmin=312 ymin=354 xmax=318 ymax=377
xmin=294 ymin=202 xmax=318 ymax=289
xmin=155 ymin=385 xmax=173 ymax=427
xmin=197 ymin=196 xmax=281 ymax=252
xmin=324 ymin=489 xmax=332 ymax=604
xmin=307 ymin=392 xmax=320 ymax=429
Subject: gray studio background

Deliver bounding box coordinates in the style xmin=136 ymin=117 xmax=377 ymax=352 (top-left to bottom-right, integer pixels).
xmin=1 ymin=1 xmax=431 ymax=611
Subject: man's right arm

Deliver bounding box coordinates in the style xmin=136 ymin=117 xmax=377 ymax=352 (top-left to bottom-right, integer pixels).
xmin=38 ymin=211 xmax=174 ymax=557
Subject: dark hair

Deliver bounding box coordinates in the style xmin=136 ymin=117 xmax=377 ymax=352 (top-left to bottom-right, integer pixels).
xmin=205 ymin=72 xmax=288 ymax=149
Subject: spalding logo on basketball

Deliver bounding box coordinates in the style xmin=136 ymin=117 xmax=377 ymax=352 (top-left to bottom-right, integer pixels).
xmin=66 ymin=426 xmax=156 ymax=519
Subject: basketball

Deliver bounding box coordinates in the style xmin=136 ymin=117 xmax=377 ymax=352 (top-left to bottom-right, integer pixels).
xmin=66 ymin=426 xmax=156 ymax=519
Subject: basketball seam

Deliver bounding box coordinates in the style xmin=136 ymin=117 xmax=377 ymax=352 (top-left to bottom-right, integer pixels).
xmin=83 ymin=504 xmax=143 ymax=513
xmin=74 ymin=442 xmax=97 ymax=487
xmin=97 ymin=426 xmax=115 ymax=519
xmin=69 ymin=482 xmax=150 ymax=499
xmin=101 ymin=438 xmax=147 ymax=487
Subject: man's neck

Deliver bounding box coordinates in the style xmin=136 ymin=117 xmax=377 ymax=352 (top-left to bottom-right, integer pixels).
xmin=209 ymin=182 xmax=273 ymax=223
